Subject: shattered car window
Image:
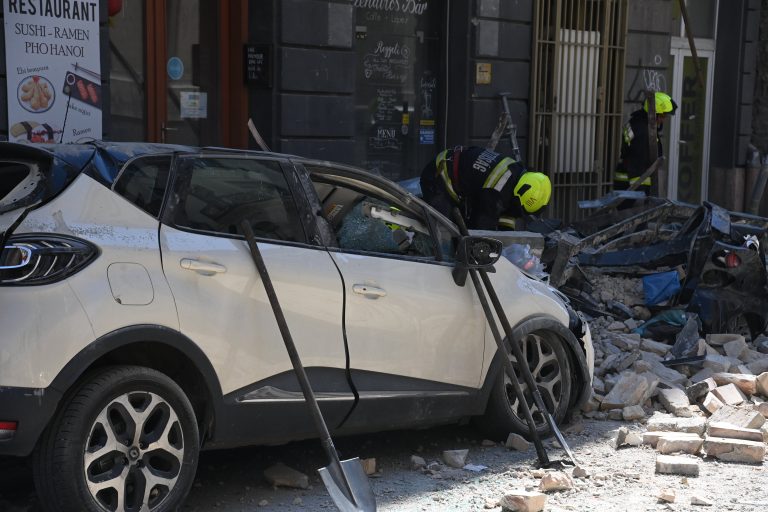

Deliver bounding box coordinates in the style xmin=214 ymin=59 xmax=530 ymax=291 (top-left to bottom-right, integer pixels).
xmin=113 ymin=156 xmax=172 ymax=218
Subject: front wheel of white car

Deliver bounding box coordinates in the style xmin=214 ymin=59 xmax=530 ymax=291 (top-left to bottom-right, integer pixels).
xmin=34 ymin=366 xmax=199 ymax=512
xmin=481 ymin=330 xmax=572 ymax=440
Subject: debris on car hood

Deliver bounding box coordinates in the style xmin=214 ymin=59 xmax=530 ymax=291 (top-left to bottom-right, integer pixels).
xmin=540 ymin=199 xmax=768 ymax=339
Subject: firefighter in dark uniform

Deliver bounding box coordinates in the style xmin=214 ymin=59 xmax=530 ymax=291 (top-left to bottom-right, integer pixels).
xmin=420 ymin=146 xmax=552 ymax=230
xmin=614 ymin=91 xmax=677 ymax=195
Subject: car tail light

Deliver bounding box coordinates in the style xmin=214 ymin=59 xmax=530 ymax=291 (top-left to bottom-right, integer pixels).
xmin=0 ymin=421 xmax=17 ymax=440
xmin=0 ymin=234 xmax=99 ymax=285
xmin=724 ymin=252 xmax=741 ymax=268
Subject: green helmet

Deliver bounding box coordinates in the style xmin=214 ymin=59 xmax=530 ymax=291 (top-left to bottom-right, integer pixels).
xmin=644 ymin=92 xmax=677 ymax=115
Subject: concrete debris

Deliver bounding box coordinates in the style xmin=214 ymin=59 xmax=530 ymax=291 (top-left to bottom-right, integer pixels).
xmin=263 ymin=463 xmax=310 ymax=489
xmin=360 ymin=458 xmax=377 ymax=476
xmin=702 ymin=437 xmax=766 ymax=463
xmin=707 ymin=422 xmax=764 ymax=442
xmin=613 ymin=426 xmax=629 ymax=449
xmin=748 ymin=358 xmax=768 ymax=375
xmin=481 ymin=439 xmax=496 ymax=447
xmin=622 ymin=405 xmax=645 ymax=421
xmin=707 ymin=405 xmax=766 ymax=430
xmin=625 ymin=431 xmax=644 ymax=446
xmin=758 ymin=402 xmax=768 ymax=419
xmin=657 ymin=488 xmax=677 ymax=503
xmin=442 ymin=449 xmax=469 ymax=468
xmin=702 ymin=393 xmax=725 ymax=415
xmin=723 ymin=337 xmax=749 ymax=359
xmin=410 ymin=455 xmax=426 ymax=470
xmin=643 ymin=432 xmax=702 ymax=449
xmin=757 ymin=372 xmax=768 ymax=397
xmin=657 ymin=387 xmax=693 ymax=417
xmin=655 ymin=455 xmax=700 ymax=476
xmin=656 ymin=433 xmax=704 ymax=455
xmin=572 ymin=466 xmax=590 ymax=479
xmin=505 ymin=433 xmax=530 ymax=452
xmin=690 ymin=494 xmax=714 ymax=506
xmin=499 ymin=490 xmax=547 ymax=512
xmin=646 ymin=415 xmax=707 ymax=435
xmin=685 ymin=378 xmax=716 ymax=403
xmin=711 ymin=383 xmax=748 ymax=406
xmin=706 ymin=334 xmax=743 ymax=347
xmin=538 ymin=471 xmax=574 ymax=492
xmin=601 ymin=371 xmax=659 ymax=410
xmin=703 ymin=355 xmax=739 ymax=374
xmin=640 ymin=338 xmax=671 ymax=356
xmin=711 ymin=373 xmax=757 ymax=396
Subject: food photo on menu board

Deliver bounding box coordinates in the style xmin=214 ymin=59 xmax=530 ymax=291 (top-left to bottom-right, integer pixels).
xmin=4 ymin=0 xmax=102 ymax=143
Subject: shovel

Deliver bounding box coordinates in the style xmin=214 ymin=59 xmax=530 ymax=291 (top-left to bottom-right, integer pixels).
xmin=240 ymin=221 xmax=377 ymax=512
xmin=451 ymin=210 xmax=577 ymax=467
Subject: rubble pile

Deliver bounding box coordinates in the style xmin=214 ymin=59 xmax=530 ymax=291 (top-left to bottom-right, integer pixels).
xmin=584 ymin=308 xmax=768 ymax=472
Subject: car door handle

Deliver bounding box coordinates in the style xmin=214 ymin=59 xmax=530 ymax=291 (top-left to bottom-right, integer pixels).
xmin=180 ymin=258 xmax=227 ymax=275
xmin=352 ymin=284 xmax=387 ymax=299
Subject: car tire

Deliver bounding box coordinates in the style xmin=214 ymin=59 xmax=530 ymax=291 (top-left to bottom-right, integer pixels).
xmin=33 ymin=366 xmax=199 ymax=512
xmin=480 ymin=329 xmax=572 ymax=440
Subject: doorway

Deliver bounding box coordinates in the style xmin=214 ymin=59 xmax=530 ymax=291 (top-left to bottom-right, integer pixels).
xmin=667 ymin=47 xmax=715 ymax=203
xmin=108 ymin=0 xmax=247 ymax=146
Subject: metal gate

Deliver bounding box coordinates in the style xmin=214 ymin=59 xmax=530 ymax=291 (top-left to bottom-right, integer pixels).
xmin=530 ymin=0 xmax=628 ymax=222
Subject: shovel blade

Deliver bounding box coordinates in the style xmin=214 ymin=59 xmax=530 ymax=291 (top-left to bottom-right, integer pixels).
xmin=318 ymin=458 xmax=377 ymax=512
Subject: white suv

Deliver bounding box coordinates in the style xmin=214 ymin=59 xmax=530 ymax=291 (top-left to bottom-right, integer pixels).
xmin=0 ymin=142 xmax=593 ymax=511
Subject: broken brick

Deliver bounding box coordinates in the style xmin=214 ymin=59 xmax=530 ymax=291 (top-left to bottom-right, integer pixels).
xmin=702 ymin=437 xmax=766 ymax=464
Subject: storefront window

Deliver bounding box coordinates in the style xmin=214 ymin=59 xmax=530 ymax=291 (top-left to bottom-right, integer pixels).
xmin=353 ymin=2 xmax=442 ymax=182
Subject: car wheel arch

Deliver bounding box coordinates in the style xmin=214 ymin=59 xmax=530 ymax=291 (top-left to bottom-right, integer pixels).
xmin=479 ymin=314 xmax=591 ymax=414
xmin=48 ymin=325 xmax=223 ymax=443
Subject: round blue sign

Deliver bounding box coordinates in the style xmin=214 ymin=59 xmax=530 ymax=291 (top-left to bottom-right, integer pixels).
xmin=167 ymin=57 xmax=184 ymax=81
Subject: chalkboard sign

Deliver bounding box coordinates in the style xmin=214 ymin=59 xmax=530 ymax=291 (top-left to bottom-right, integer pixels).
xmin=244 ymin=44 xmax=271 ymax=88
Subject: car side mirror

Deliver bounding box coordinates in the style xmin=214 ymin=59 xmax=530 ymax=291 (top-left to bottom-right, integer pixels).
xmin=452 ymin=236 xmax=502 ymax=286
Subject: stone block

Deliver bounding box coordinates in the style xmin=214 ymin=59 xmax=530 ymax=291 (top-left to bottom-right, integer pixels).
xmin=702 ymin=393 xmax=724 ymax=415
xmin=658 ymin=387 xmax=692 ymax=417
xmin=690 ymin=368 xmax=714 ymax=383
xmin=500 ymin=490 xmax=546 ymax=512
xmin=757 ymin=372 xmax=768 ymax=397
xmin=656 ymin=433 xmax=704 ymax=455
xmin=703 ymin=355 xmax=736 ymax=373
xmin=641 ymin=338 xmax=671 ymax=356
xmin=758 ymin=401 xmax=768 ymax=419
xmin=690 ymin=494 xmax=713 ymax=506
xmin=646 ymin=415 xmax=706 ymax=435
xmin=712 ymin=373 xmax=757 ymax=396
xmin=707 ymin=422 xmax=764 ymax=442
xmin=442 ymin=449 xmax=469 ymax=468
xmin=723 ymin=337 xmax=748 ymax=359
xmin=505 ymin=433 xmax=530 ymax=451
xmin=658 ymin=488 xmax=676 ymax=503
xmin=712 ymin=384 xmax=747 ymax=405
xmin=538 ymin=471 xmax=573 ymax=492
xmin=623 ymin=405 xmax=645 ymax=421
xmin=686 ymin=378 xmax=717 ymax=403
xmin=655 ymin=455 xmax=700 ymax=476
xmin=703 ymin=437 xmax=766 ymax=464
xmin=706 ymin=334 xmax=744 ymax=346
xmin=601 ymin=371 xmax=658 ymax=410
xmin=697 ymin=340 xmax=718 ymax=356
xmin=707 ymin=405 xmax=765 ymax=430
xmin=747 ymin=357 xmax=768 ymax=375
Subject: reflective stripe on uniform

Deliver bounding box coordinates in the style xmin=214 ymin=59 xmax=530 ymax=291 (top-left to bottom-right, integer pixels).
xmin=435 ymin=150 xmax=460 ymax=203
xmin=483 ymin=157 xmax=516 ymax=191
xmin=615 ymin=170 xmax=651 ymax=186
xmin=622 ymin=124 xmax=634 ymax=146
xmin=498 ymin=216 xmax=516 ymax=229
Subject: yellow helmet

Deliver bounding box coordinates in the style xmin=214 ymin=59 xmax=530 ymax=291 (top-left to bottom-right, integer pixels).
xmin=644 ymin=92 xmax=677 ymax=115
xmin=514 ymin=172 xmax=551 ymax=213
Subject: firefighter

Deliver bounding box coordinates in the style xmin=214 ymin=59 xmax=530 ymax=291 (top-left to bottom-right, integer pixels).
xmin=420 ymin=146 xmax=552 ymax=230
xmin=614 ymin=91 xmax=678 ymax=195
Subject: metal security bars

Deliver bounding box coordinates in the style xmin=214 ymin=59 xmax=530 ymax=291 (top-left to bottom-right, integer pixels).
xmin=530 ymin=0 xmax=628 ymax=222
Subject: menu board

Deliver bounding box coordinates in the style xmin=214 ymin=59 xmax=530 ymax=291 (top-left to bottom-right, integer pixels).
xmin=353 ymin=1 xmax=441 ymax=181
xmin=4 ymin=0 xmax=102 ymax=143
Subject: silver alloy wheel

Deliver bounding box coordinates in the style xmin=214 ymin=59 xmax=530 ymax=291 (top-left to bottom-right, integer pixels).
xmin=503 ymin=332 xmax=564 ymax=428
xmin=83 ymin=391 xmax=184 ymax=511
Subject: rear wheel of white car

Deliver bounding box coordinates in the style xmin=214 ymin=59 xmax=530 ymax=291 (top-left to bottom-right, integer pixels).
xmin=482 ymin=330 xmax=572 ymax=440
xmin=33 ymin=366 xmax=199 ymax=512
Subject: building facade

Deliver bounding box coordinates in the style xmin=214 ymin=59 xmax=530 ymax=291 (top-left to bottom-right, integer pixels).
xmin=0 ymin=0 xmax=763 ymax=220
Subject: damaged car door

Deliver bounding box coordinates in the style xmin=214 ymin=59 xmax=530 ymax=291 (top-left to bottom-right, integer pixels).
xmin=304 ymin=164 xmax=487 ymax=430
xmin=159 ymin=154 xmax=353 ymax=446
